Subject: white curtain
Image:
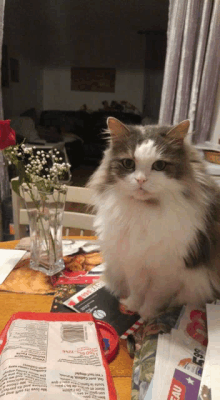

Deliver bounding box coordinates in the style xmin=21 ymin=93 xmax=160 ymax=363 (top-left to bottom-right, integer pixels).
xmin=0 ymin=0 xmax=10 ymax=239
xmin=159 ymin=0 xmax=220 ymax=144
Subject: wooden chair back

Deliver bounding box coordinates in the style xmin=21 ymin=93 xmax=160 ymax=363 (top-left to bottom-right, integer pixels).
xmin=11 ymin=179 xmax=95 ymax=239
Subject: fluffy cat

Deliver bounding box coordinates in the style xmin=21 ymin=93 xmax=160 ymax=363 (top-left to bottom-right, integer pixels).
xmin=87 ymin=117 xmax=220 ymax=320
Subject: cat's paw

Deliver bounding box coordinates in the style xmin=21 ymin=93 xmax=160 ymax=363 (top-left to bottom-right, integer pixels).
xmin=120 ymin=297 xmax=139 ymax=313
xmin=104 ymin=274 xmax=129 ymax=298
xmin=104 ymin=280 xmax=122 ymax=298
xmin=138 ymin=304 xmax=156 ymax=321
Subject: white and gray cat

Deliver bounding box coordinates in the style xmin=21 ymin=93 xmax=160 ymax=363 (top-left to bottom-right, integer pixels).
xmin=88 ymin=117 xmax=220 ymax=320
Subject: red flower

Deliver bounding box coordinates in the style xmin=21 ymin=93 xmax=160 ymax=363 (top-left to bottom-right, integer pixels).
xmin=0 ymin=120 xmax=16 ymax=150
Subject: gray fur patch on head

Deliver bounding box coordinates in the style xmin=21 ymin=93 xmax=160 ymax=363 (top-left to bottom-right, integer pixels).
xmin=150 ymin=126 xmax=190 ymax=180
xmin=107 ymin=125 xmax=144 ymax=181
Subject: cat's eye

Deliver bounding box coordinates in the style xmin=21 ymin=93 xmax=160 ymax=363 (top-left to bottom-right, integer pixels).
xmin=152 ymin=160 xmax=167 ymax=171
xmin=121 ymin=158 xmax=135 ymax=169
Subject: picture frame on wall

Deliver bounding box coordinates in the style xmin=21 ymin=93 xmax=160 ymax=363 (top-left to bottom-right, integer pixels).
xmin=10 ymin=58 xmax=19 ymax=83
xmin=1 ymin=44 xmax=9 ymax=87
xmin=71 ymin=67 xmax=116 ymax=93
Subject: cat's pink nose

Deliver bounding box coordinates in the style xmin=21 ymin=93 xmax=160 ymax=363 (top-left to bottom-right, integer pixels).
xmin=136 ymin=178 xmax=146 ymax=185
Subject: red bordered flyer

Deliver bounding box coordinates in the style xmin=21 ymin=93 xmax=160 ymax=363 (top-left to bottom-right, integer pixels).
xmin=0 ymin=312 xmax=117 ymax=399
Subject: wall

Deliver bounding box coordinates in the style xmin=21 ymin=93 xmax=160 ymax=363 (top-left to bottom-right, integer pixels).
xmin=2 ymin=1 xmax=153 ymax=117
xmin=43 ymin=67 xmax=144 ymax=112
xmin=43 ymin=29 xmax=146 ymax=113
xmin=2 ymin=0 xmax=44 ymax=119
xmin=2 ymin=57 xmax=43 ymax=119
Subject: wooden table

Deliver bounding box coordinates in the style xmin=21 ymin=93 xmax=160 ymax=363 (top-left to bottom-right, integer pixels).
xmin=0 ymin=237 xmax=133 ymax=399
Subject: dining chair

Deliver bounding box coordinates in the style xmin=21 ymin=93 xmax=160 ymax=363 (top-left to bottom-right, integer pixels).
xmin=11 ymin=178 xmax=95 ymax=239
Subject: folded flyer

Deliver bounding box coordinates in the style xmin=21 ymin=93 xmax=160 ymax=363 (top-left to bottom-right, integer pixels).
xmin=0 ymin=312 xmax=117 ymax=399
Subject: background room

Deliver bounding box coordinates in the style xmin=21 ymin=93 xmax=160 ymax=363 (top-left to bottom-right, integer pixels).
xmin=1 ymin=0 xmax=169 ymax=240
xmin=2 ymin=0 xmax=168 ymax=178
xmin=2 ymin=0 xmax=220 ymax=241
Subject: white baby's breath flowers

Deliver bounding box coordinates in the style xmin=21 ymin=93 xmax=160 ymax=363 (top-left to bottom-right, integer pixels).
xmin=4 ymin=143 xmax=71 ymax=193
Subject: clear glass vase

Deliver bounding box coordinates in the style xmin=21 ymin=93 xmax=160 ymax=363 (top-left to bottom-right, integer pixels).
xmin=21 ymin=185 xmax=67 ymax=276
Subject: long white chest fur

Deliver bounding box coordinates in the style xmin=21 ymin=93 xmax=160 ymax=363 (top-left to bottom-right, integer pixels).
xmin=94 ymin=190 xmax=214 ymax=318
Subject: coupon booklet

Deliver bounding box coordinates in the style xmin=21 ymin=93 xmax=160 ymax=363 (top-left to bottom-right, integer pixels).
xmin=0 ymin=312 xmax=117 ymax=400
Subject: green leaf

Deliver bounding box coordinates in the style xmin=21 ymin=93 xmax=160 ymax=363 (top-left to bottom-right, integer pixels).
xmin=11 ymin=179 xmax=21 ymax=197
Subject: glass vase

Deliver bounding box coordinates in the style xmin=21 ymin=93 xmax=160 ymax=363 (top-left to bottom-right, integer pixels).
xmin=21 ymin=185 xmax=67 ymax=276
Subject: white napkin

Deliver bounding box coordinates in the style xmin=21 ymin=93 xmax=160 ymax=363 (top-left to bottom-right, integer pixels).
xmin=0 ymin=249 xmax=27 ymax=284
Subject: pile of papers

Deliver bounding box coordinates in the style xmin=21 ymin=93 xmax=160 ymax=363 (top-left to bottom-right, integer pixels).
xmin=150 ymin=302 xmax=220 ymax=400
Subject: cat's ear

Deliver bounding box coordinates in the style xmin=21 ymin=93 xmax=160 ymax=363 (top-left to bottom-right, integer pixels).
xmin=107 ymin=117 xmax=130 ymax=139
xmin=166 ymin=120 xmax=190 ymax=144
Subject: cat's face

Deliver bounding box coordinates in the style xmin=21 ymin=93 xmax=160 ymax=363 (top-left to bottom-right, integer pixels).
xmin=106 ymin=118 xmax=190 ymax=201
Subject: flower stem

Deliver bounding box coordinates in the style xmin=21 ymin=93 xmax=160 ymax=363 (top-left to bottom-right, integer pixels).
xmin=25 ymin=184 xmax=52 ymax=260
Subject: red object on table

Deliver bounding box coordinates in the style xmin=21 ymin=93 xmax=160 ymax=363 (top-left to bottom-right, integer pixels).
xmin=96 ymin=320 xmax=119 ymax=363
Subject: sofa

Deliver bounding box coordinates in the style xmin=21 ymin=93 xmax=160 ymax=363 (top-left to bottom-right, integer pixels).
xmin=39 ymin=110 xmax=142 ymax=166
xmin=12 ymin=108 xmax=142 ymax=168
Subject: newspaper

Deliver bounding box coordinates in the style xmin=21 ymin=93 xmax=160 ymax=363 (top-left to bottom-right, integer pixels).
xmin=151 ymin=301 xmax=220 ymax=400
xmin=0 ymin=313 xmax=117 ymax=400
xmin=152 ymin=305 xmax=207 ymax=400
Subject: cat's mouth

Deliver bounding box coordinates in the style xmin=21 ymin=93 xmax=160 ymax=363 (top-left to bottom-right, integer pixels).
xmin=133 ymin=187 xmax=153 ymax=200
xmin=136 ymin=187 xmax=149 ymax=194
